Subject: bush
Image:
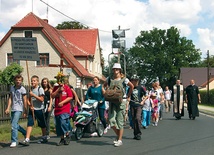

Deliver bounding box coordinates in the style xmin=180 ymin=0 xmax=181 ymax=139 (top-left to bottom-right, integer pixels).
xmin=0 ymin=63 xmax=23 ymax=85
xmin=200 ymin=89 xmax=214 ymax=106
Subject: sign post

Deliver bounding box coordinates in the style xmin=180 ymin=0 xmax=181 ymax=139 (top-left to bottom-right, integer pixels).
xmin=11 ymin=37 xmax=40 ymax=126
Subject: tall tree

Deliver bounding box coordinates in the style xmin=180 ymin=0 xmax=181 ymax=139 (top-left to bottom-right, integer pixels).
xmin=56 ymin=21 xmax=88 ymax=29
xmin=128 ymin=26 xmax=201 ymax=88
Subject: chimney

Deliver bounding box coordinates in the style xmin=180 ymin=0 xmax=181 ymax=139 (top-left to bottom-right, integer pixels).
xmin=43 ymin=19 xmax=48 ymax=23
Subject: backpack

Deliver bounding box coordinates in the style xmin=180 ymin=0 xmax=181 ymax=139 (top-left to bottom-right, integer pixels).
xmin=104 ymin=77 xmax=126 ymax=104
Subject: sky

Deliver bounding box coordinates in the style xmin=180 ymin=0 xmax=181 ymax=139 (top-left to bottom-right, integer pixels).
xmin=1 ymin=0 xmax=214 ymax=64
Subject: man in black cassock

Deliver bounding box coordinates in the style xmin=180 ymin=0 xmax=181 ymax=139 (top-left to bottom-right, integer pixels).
xmin=185 ymin=79 xmax=201 ymax=120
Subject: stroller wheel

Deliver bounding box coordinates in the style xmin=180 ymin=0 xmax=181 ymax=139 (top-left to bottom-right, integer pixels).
xmin=75 ymin=127 xmax=83 ymax=140
xmin=96 ymin=123 xmax=104 ymax=137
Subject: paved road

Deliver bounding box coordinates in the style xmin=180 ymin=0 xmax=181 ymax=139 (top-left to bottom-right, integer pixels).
xmin=0 ymin=110 xmax=214 ymax=155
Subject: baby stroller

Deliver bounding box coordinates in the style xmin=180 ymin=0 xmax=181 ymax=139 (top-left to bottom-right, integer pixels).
xmin=74 ymin=99 xmax=104 ymax=140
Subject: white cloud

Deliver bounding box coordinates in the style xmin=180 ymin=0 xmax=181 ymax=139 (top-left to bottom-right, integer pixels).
xmin=197 ymin=28 xmax=214 ymax=58
xmin=0 ymin=0 xmax=214 ymax=64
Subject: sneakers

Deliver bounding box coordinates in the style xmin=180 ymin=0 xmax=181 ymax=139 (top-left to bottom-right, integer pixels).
xmin=64 ymin=135 xmax=70 ymax=145
xmin=114 ymin=140 xmax=123 ymax=147
xmin=46 ymin=135 xmax=50 ymax=140
xmin=113 ymin=139 xmax=118 ymax=144
xmin=152 ymin=122 xmax=158 ymax=126
xmin=19 ymin=139 xmax=30 ymax=146
xmin=56 ymin=139 xmax=65 ymax=146
xmin=90 ymin=132 xmax=98 ymax=137
xmin=107 ymin=124 xmax=111 ymax=130
xmin=143 ymin=126 xmax=148 ymax=129
xmin=104 ymin=128 xmax=108 ymax=134
xmin=10 ymin=142 xmax=17 ymax=148
xmin=37 ymin=137 xmax=48 ymax=144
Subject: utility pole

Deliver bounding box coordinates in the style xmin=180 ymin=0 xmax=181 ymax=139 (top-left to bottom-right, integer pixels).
xmin=118 ymin=26 xmax=121 ymax=63
xmin=207 ymin=50 xmax=210 ymax=104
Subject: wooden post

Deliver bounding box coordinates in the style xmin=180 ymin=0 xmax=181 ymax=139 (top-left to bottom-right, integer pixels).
xmin=26 ymin=60 xmax=36 ymax=127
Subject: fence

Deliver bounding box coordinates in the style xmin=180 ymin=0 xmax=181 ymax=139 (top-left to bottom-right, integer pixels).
xmin=0 ymin=85 xmax=87 ymax=124
xmin=0 ymin=85 xmax=10 ymax=124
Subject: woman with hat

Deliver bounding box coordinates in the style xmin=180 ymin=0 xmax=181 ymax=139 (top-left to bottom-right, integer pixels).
xmin=103 ymin=63 xmax=134 ymax=147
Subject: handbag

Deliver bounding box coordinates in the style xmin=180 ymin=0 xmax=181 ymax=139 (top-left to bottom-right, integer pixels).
xmin=104 ymin=85 xmax=123 ymax=103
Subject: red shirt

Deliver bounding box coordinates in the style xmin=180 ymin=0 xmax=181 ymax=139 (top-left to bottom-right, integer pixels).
xmin=53 ymin=84 xmax=73 ymax=116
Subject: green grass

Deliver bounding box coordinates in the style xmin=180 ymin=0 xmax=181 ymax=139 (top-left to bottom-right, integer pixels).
xmin=0 ymin=118 xmax=57 ymax=143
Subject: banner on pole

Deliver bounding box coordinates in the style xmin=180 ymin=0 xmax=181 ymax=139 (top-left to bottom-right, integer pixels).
xmin=11 ymin=37 xmax=40 ymax=61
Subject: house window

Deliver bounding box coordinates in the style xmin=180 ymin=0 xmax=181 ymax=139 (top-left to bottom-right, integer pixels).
xmin=36 ymin=53 xmax=49 ymax=67
xmin=7 ymin=53 xmax=20 ymax=65
xmin=24 ymin=30 xmax=32 ymax=38
xmin=89 ymin=61 xmax=92 ymax=72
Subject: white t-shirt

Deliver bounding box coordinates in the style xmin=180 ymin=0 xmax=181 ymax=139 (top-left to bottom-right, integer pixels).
xmin=164 ymin=90 xmax=171 ymax=100
xmin=11 ymin=85 xmax=26 ymax=112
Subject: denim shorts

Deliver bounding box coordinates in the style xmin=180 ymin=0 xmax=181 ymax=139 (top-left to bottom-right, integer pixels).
xmin=27 ymin=109 xmax=46 ymax=128
xmin=55 ymin=113 xmax=72 ymax=136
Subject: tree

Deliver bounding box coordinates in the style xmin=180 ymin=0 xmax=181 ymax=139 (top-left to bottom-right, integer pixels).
xmin=56 ymin=21 xmax=88 ymax=29
xmin=128 ymin=26 xmax=201 ymax=88
xmin=200 ymin=55 xmax=214 ymax=67
xmin=0 ymin=63 xmax=23 ymax=85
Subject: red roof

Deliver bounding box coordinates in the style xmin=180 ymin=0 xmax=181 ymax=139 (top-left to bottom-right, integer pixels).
xmin=60 ymin=29 xmax=98 ymax=56
xmin=0 ymin=12 xmax=97 ymax=78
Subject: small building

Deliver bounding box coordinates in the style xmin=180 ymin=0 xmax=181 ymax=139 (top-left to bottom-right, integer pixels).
xmin=180 ymin=67 xmax=214 ymax=89
xmin=0 ymin=12 xmax=105 ymax=88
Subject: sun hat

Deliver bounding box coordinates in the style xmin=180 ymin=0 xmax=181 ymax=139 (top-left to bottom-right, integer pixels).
xmin=112 ymin=63 xmax=122 ymax=69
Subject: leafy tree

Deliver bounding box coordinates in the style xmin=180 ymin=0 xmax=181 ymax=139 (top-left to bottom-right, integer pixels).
xmin=56 ymin=21 xmax=88 ymax=29
xmin=0 ymin=63 xmax=23 ymax=85
xmin=128 ymin=26 xmax=201 ymax=88
xmin=200 ymin=55 xmax=214 ymax=67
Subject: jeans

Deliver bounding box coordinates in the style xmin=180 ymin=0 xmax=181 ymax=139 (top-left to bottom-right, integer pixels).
xmin=128 ymin=109 xmax=133 ymax=128
xmin=159 ymin=103 xmax=164 ymax=118
xmin=98 ymin=108 xmax=107 ymax=129
xmin=130 ymin=106 xmax=142 ymax=136
xmin=55 ymin=113 xmax=72 ymax=137
xmin=11 ymin=111 xmax=26 ymax=143
xmin=141 ymin=110 xmax=151 ymax=127
xmin=45 ymin=108 xmax=53 ymax=135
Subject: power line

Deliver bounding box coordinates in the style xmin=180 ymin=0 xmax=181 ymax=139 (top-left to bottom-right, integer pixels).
xmin=39 ymin=0 xmax=111 ymax=33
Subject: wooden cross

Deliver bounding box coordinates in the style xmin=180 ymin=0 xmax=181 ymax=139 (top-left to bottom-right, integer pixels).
xmin=49 ymin=53 xmax=73 ymax=73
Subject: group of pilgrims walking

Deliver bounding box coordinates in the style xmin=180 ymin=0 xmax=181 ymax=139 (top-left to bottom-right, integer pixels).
xmin=5 ymin=63 xmax=201 ymax=148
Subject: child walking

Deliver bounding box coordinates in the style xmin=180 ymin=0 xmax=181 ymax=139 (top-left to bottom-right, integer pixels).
xmin=5 ymin=74 xmax=27 ymax=148
xmin=51 ymin=74 xmax=73 ymax=146
xmin=151 ymin=93 xmax=159 ymax=126
xmin=141 ymin=95 xmax=152 ymax=129
xmin=41 ymin=78 xmax=53 ymax=139
xmin=19 ymin=75 xmax=47 ymax=146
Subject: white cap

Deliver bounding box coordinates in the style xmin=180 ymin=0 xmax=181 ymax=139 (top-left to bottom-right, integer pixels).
xmin=112 ymin=63 xmax=122 ymax=69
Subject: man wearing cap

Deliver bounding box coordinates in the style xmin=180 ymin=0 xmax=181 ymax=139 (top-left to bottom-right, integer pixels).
xmin=128 ymin=74 xmax=146 ymax=140
xmin=103 ymin=63 xmax=133 ymax=147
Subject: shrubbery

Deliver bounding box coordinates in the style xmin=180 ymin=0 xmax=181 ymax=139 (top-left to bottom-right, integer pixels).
xmin=200 ymin=89 xmax=214 ymax=106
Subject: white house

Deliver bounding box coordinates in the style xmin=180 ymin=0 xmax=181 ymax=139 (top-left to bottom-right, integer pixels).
xmin=0 ymin=12 xmax=105 ymax=89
